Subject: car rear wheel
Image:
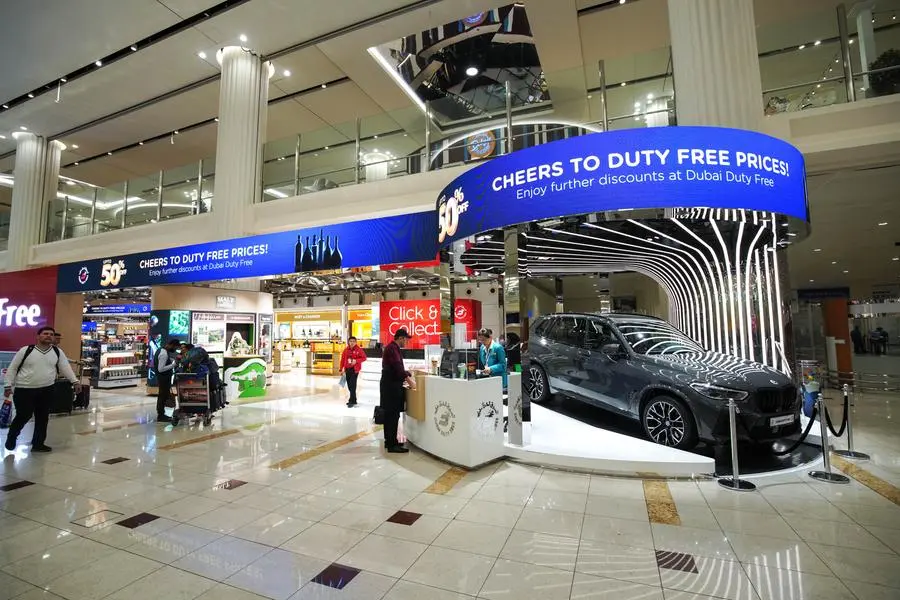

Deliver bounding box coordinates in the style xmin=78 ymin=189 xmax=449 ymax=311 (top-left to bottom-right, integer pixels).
xmin=641 ymin=395 xmax=698 ymax=450
xmin=526 ymin=365 xmax=550 ymax=405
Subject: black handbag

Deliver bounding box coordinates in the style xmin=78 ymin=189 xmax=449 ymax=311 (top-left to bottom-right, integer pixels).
xmin=373 ymin=405 xmax=385 ymax=425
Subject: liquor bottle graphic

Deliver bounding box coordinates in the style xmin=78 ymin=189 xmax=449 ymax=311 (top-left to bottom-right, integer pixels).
xmin=310 ymin=235 xmax=319 ymax=270
xmin=294 ymin=236 xmax=304 ymax=273
xmin=317 ymin=229 xmax=326 ymax=269
xmin=323 ymin=236 xmax=333 ymax=269
xmin=300 ymin=236 xmax=314 ymax=272
xmin=331 ymin=235 xmax=343 ymax=269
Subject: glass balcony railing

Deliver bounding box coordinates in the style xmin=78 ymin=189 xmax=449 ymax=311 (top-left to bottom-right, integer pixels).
xmin=759 ymin=0 xmax=900 ymax=114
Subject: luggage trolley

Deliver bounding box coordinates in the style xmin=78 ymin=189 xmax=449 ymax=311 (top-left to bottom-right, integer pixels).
xmin=172 ymin=372 xmax=216 ymax=427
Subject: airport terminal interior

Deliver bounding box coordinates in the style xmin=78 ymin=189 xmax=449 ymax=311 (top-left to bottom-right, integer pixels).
xmin=1 ymin=1 xmax=900 ymax=599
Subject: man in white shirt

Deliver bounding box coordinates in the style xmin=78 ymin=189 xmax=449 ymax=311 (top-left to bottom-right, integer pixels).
xmin=4 ymin=327 xmax=81 ymax=453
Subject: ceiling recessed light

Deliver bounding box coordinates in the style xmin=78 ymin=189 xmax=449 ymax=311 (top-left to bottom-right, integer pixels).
xmin=843 ymin=270 xmax=849 ymax=273
xmin=321 ymin=83 xmax=327 ymax=89
xmin=813 ymin=248 xmax=822 ymax=252
xmin=74 ymin=162 xmax=79 ymax=165
xmin=832 ymin=261 xmax=837 ymax=265
xmin=214 ymin=117 xmax=219 ymax=122
xmin=850 ymin=39 xmax=855 ymax=44
xmin=373 ymin=135 xmax=378 ymax=139
xmin=1 ymin=104 xmax=7 ymax=109
xmin=814 ymin=40 xmax=821 ymax=46
xmin=139 ymin=141 xmax=144 ymax=145
xmin=60 ymin=77 xmax=67 ymax=83
xmin=893 ymin=257 xmax=899 ymax=261
xmin=283 ymin=69 xmax=291 ymax=77
xmin=130 ymin=45 xmax=138 ymax=51
xmin=620 ymin=82 xmax=626 ymax=87
xmin=798 ymin=44 xmax=806 ymax=50
xmin=239 ymin=34 xmax=247 ymax=42
xmin=465 ymin=66 xmax=479 ymax=76
xmin=71 ymin=144 xmax=79 ymax=149
xmin=19 ymin=126 xmax=27 ymax=130
xmin=809 ymin=279 xmax=814 ymax=283
xmin=0 ymin=135 xmax=5 ymax=139
xmin=198 ymin=51 xmax=207 ymax=59
xmin=107 ymin=151 xmax=112 ymax=155
xmin=174 ymin=130 xmax=179 ymax=134
xmin=95 ymin=60 xmax=102 ymax=67
xmin=27 ymin=93 xmax=34 ymax=98
xmin=324 ymin=146 xmax=329 ymax=150
xmin=619 ymin=0 xmax=626 ymax=4
xmin=878 ymin=222 xmax=888 ymax=226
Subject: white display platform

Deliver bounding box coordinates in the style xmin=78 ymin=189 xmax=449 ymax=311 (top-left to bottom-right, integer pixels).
xmin=504 ymin=404 xmax=715 ymax=477
xmin=402 ymin=374 xmax=715 ymax=476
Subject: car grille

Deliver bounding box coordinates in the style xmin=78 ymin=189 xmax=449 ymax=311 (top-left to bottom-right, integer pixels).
xmin=753 ymin=387 xmax=798 ymax=414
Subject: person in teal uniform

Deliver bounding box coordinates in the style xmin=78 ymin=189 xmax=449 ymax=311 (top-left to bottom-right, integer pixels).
xmin=478 ymin=328 xmax=508 ymax=392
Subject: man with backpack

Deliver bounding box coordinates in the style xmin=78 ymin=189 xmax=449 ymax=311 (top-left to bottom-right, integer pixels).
xmin=154 ymin=339 xmax=180 ymax=423
xmin=4 ymin=327 xmax=81 ymax=453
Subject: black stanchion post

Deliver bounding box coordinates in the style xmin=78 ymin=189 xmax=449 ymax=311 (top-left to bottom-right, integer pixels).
xmin=717 ymin=398 xmax=756 ymax=492
xmin=833 ymin=384 xmax=870 ymax=461
xmin=809 ymin=392 xmax=850 ymax=484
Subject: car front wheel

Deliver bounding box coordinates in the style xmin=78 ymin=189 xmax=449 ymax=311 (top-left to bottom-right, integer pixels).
xmin=526 ymin=365 xmax=550 ymax=404
xmin=641 ymin=395 xmax=698 ymax=449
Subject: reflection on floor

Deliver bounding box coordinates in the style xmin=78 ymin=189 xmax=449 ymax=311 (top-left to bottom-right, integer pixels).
xmin=0 ymin=373 xmax=898 ymax=600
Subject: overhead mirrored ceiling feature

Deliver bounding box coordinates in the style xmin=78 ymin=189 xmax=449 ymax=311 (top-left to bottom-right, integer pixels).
xmin=370 ymin=4 xmax=548 ymax=126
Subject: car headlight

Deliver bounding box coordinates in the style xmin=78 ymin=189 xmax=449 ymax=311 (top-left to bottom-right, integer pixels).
xmin=689 ymin=382 xmax=748 ymax=401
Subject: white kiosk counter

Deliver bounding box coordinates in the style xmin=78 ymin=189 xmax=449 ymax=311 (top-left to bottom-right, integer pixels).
xmin=403 ymin=373 xmax=508 ymax=469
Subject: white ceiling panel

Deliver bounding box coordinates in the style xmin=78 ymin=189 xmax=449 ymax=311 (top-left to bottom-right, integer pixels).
xmin=297 ymin=82 xmax=386 ymax=126
xmin=0 ymin=29 xmax=221 ymax=142
xmin=0 ymin=0 xmax=181 ymax=101
xmin=190 ymin=0 xmax=424 ymax=56
xmin=265 ymin=101 xmax=330 ymax=142
xmin=578 ymin=0 xmax=670 ymax=64
xmin=62 ymin=82 xmax=221 ymax=156
xmin=158 ymin=0 xmax=227 ymax=19
xmin=268 ymin=47 xmax=345 ymax=94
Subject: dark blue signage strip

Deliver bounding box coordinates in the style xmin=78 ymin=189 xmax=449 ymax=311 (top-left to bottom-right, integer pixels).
xmin=84 ymin=304 xmax=151 ymax=315
xmin=436 ymin=126 xmax=809 ymax=246
xmin=58 ymin=212 xmax=437 ymax=293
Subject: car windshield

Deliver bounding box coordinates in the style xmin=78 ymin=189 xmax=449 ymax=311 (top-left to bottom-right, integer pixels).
xmin=615 ymin=319 xmax=705 ymax=355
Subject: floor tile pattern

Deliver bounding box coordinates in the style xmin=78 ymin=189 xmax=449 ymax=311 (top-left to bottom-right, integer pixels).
xmin=0 ymin=379 xmax=897 ymax=600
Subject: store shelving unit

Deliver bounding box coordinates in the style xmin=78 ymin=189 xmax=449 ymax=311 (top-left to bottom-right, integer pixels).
xmin=92 ymin=341 xmax=144 ymax=389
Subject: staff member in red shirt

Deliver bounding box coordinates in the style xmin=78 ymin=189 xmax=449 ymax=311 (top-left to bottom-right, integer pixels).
xmin=380 ymin=328 xmax=414 ymax=453
xmin=340 ymin=336 xmax=367 ymax=408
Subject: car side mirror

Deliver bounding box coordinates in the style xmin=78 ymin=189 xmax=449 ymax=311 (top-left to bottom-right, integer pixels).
xmin=602 ymin=343 xmax=625 ymax=359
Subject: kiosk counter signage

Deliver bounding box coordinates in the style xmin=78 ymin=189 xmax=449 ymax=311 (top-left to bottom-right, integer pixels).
xmin=58 ymin=212 xmax=437 ymax=293
xmin=0 ymin=267 xmax=59 ymax=351
xmin=436 ymin=126 xmax=808 ymax=246
xmin=379 ymin=299 xmax=482 ymax=348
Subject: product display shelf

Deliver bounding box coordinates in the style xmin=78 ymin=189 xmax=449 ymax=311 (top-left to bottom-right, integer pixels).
xmin=310 ymin=342 xmax=345 ymax=376
xmin=93 ymin=342 xmax=144 ymax=389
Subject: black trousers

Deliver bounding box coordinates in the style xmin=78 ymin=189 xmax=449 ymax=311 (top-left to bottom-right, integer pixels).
xmin=346 ymin=370 xmax=359 ymax=404
xmin=8 ymin=386 xmax=53 ymax=447
xmin=157 ymin=373 xmax=173 ymax=417
xmin=380 ymin=378 xmax=404 ymax=448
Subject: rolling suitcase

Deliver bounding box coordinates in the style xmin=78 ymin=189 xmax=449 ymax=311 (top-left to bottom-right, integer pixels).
xmin=74 ymin=384 xmax=90 ymax=410
xmin=51 ymin=380 xmax=74 ymax=415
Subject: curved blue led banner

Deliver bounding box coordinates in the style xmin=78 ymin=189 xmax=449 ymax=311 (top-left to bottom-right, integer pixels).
xmin=57 ymin=212 xmax=436 ymax=293
xmin=436 ymin=126 xmax=808 ymax=245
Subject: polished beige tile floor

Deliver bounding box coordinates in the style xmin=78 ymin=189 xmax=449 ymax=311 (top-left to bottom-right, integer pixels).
xmin=0 ymin=378 xmax=898 ymax=600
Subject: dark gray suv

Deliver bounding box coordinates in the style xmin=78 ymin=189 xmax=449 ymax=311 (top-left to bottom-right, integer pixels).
xmin=523 ymin=313 xmax=799 ymax=449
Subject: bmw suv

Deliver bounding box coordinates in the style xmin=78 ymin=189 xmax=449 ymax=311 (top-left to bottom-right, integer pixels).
xmin=523 ymin=313 xmax=800 ymax=449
